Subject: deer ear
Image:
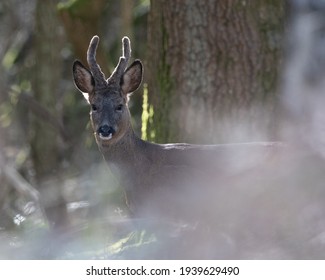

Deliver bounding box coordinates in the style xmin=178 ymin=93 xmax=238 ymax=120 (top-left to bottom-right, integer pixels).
xmin=73 ymin=60 xmax=95 ymax=99
xmin=121 ymin=60 xmax=143 ymax=94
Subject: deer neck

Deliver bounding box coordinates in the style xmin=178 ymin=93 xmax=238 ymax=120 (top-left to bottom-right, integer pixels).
xmin=98 ymin=125 xmax=143 ymax=168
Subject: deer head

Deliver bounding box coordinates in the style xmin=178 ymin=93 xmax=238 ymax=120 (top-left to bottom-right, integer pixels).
xmin=73 ymin=36 xmax=143 ymax=145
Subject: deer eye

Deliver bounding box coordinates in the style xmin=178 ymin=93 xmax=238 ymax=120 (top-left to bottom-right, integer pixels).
xmin=115 ymin=104 xmax=123 ymax=112
xmin=91 ymin=104 xmax=98 ymax=112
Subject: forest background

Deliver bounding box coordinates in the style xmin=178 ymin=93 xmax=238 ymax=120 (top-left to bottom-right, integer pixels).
xmin=1 ymin=0 xmax=325 ymax=259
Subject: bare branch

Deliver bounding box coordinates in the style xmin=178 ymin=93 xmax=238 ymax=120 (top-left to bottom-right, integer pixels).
xmin=2 ymin=165 xmax=40 ymax=202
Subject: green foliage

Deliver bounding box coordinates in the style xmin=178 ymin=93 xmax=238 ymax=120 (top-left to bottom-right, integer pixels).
xmin=57 ymin=0 xmax=93 ymax=18
xmin=134 ymin=0 xmax=150 ymax=18
xmin=141 ymin=83 xmax=155 ymax=140
xmin=0 ymin=101 xmax=13 ymax=128
xmin=2 ymin=48 xmax=19 ymax=70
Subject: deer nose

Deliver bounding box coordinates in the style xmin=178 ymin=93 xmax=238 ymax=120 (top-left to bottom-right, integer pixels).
xmin=98 ymin=125 xmax=115 ymax=139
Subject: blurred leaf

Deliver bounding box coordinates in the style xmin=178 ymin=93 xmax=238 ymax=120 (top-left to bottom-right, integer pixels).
xmin=2 ymin=48 xmax=19 ymax=70
xmin=0 ymin=101 xmax=13 ymax=128
xmin=57 ymin=0 xmax=106 ymax=20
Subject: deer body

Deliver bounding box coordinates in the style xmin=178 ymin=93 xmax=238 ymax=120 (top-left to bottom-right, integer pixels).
xmin=73 ymin=36 xmax=277 ymax=222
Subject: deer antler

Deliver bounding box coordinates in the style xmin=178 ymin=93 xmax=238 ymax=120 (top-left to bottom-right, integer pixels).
xmin=87 ymin=35 xmax=107 ymax=89
xmin=108 ymin=36 xmax=131 ymax=83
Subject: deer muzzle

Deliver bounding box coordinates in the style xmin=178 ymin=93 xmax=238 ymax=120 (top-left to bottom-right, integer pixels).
xmin=97 ymin=125 xmax=116 ymax=140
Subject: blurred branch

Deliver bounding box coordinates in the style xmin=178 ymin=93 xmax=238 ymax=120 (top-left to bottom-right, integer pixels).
xmin=0 ymin=161 xmax=50 ymax=228
xmin=0 ymin=131 xmax=48 ymax=225
xmin=19 ymin=92 xmax=69 ymax=142
xmin=1 ymin=164 xmax=39 ymax=202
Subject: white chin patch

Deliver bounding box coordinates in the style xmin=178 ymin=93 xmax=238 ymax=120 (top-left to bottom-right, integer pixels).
xmin=99 ymin=133 xmax=113 ymax=141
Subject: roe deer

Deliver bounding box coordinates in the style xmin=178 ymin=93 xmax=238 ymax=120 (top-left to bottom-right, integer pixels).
xmin=73 ymin=36 xmax=279 ymax=226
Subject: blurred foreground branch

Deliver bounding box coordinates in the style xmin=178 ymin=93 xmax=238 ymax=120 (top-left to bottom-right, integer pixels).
xmin=0 ymin=161 xmax=49 ymax=227
xmin=1 ymin=164 xmax=39 ymax=202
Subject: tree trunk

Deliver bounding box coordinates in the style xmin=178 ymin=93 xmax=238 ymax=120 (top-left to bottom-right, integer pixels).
xmin=30 ymin=0 xmax=68 ymax=232
xmin=31 ymin=0 xmax=63 ymax=178
xmin=146 ymin=0 xmax=284 ymax=143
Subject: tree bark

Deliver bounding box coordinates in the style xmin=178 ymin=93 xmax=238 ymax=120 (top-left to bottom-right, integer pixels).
xmin=30 ymin=0 xmax=63 ymax=179
xmin=30 ymin=0 xmax=69 ymax=231
xmin=146 ymin=0 xmax=284 ymax=143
